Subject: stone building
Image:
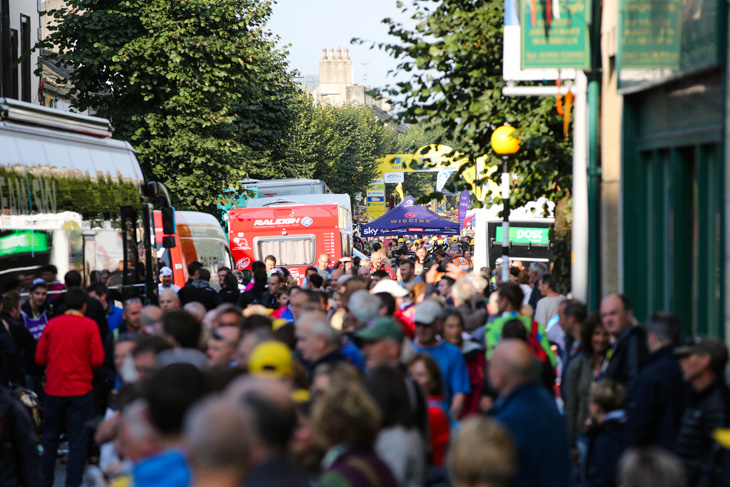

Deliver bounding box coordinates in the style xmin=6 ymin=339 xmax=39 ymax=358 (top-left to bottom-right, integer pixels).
xmin=311 ymin=48 xmax=391 ymax=113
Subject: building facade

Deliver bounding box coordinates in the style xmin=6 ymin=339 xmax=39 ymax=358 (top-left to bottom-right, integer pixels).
xmin=600 ymin=0 xmax=728 ymax=338
xmin=312 ymin=48 xmax=391 ymax=113
xmin=0 ymin=0 xmax=40 ymax=103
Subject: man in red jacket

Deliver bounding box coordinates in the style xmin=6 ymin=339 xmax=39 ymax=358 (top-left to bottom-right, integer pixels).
xmin=36 ymin=287 xmax=104 ymax=487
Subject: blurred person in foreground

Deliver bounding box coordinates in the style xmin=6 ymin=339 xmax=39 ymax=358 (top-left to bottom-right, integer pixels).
xmin=184 ymin=397 xmax=252 ymax=487
xmin=130 ymin=363 xmax=208 ymax=487
xmin=226 ymin=377 xmax=307 ymax=487
xmin=448 ymin=417 xmax=517 ymax=487
xmin=618 ymin=447 xmax=685 ymax=487
xmin=364 ymin=365 xmax=426 ymax=487
xmin=312 ymin=379 xmax=397 ymax=487
xmin=488 ymin=339 xmax=571 ymax=487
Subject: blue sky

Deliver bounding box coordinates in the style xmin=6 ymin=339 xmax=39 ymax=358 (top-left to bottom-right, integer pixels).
xmin=268 ymin=0 xmax=414 ymax=91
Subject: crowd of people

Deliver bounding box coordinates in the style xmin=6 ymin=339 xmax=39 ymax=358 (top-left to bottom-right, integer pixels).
xmin=1 ymin=241 xmax=729 ymax=487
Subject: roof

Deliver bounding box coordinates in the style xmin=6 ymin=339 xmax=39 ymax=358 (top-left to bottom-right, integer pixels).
xmin=40 ymin=49 xmax=73 ymax=98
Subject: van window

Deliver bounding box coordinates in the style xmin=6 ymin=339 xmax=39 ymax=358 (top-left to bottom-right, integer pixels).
xmin=255 ymin=236 xmax=315 ymax=266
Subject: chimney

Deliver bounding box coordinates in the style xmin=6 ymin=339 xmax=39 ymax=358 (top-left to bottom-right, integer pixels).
xmin=329 ymin=48 xmax=334 ymax=59
xmin=322 ymin=48 xmax=327 ymax=59
xmin=344 ymin=48 xmax=350 ymax=60
xmin=337 ymin=48 xmax=342 ymax=59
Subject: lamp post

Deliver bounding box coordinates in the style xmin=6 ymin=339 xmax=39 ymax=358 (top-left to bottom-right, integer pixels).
xmin=490 ymin=125 xmax=521 ymax=284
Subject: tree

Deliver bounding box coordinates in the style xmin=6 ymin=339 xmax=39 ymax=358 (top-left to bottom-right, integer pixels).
xmin=365 ymin=0 xmax=574 ymax=289
xmin=39 ymin=0 xmax=299 ymax=210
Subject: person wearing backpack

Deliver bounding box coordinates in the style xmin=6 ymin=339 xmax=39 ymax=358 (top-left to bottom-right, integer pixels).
xmin=485 ymin=283 xmax=557 ymax=369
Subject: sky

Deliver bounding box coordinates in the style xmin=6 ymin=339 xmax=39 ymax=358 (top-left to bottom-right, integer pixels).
xmin=267 ymin=0 xmax=414 ymax=91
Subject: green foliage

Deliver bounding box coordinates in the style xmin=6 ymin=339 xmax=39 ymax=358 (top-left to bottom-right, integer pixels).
xmin=272 ymin=95 xmax=396 ymax=201
xmin=364 ymin=0 xmax=573 ymax=210
xmin=38 ymin=0 xmax=299 ymax=211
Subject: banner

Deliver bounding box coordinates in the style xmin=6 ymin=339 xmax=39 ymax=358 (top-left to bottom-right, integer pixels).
xmin=436 ymin=171 xmax=453 ymax=192
xmin=458 ymin=189 xmax=470 ymax=229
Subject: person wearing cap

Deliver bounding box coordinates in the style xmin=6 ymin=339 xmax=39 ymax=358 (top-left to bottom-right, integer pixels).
xmin=354 ymin=317 xmax=429 ymax=447
xmin=412 ymin=299 xmax=470 ymax=419
xmin=248 ymin=340 xmax=294 ymax=379
xmin=158 ymin=266 xmax=181 ymax=295
xmin=673 ymin=335 xmax=730 ymax=487
xmin=21 ymin=278 xmax=51 ymax=342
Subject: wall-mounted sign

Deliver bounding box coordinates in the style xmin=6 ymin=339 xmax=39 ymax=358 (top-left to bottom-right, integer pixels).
xmin=521 ymin=0 xmax=590 ymax=69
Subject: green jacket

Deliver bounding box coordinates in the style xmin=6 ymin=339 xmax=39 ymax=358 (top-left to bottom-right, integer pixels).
xmin=485 ymin=313 xmax=557 ymax=367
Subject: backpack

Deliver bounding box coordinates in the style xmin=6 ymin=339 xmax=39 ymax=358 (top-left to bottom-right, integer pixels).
xmin=427 ymin=399 xmax=460 ymax=431
xmin=528 ymin=319 xmax=549 ymax=364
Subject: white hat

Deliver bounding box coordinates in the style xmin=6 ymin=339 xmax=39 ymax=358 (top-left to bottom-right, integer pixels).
xmin=370 ymin=279 xmax=409 ymax=298
xmin=160 ymin=266 xmax=173 ymax=277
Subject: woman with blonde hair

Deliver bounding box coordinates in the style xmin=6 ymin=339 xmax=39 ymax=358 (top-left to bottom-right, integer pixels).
xmin=312 ymin=380 xmax=397 ymax=487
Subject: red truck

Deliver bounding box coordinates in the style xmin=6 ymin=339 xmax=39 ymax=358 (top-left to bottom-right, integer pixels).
xmin=228 ymin=195 xmax=352 ymax=285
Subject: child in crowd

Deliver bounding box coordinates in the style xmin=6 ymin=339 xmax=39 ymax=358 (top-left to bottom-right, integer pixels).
xmin=583 ymin=379 xmax=627 ymax=487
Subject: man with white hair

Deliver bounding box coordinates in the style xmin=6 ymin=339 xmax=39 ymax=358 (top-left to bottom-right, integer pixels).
xmin=451 ymin=277 xmax=488 ymax=331
xmin=295 ymin=312 xmax=345 ymax=376
xmin=159 ymin=289 xmax=180 ymax=312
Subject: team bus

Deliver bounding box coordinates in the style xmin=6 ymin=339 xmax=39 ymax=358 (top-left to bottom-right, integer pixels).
xmin=218 ymin=178 xmax=332 ymax=230
xmin=0 ymin=98 xmax=174 ymax=298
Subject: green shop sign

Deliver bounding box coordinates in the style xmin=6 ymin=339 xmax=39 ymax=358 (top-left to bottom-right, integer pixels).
xmin=521 ymin=0 xmax=590 ymax=69
xmin=618 ymin=0 xmax=681 ymax=69
xmin=496 ymin=227 xmax=550 ymax=245
xmin=0 ymin=232 xmax=50 ymax=256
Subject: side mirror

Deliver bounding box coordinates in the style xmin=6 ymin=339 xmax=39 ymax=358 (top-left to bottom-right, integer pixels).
xmin=161 ymin=207 xmax=175 ymax=235
xmin=162 ymin=236 xmax=176 ymax=248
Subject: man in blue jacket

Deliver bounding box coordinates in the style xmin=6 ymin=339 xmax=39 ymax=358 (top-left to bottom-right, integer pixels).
xmin=488 ymin=339 xmax=571 ymax=487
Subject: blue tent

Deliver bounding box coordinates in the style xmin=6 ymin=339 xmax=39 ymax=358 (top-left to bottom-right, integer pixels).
xmin=361 ymin=196 xmax=460 ymax=237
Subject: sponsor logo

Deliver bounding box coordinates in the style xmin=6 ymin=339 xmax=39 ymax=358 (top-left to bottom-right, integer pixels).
xmin=301 ymin=216 xmax=313 ymax=227
xmin=404 ymin=212 xmax=416 ymax=218
xmin=363 ymin=227 xmax=379 ymax=236
xmin=516 ymin=229 xmax=544 ymax=241
xmin=236 ymin=257 xmax=251 ymax=270
xmin=231 ymin=237 xmax=250 ymax=250
xmin=408 ymin=228 xmax=424 ymax=232
xmin=253 ymin=218 xmax=301 ymax=227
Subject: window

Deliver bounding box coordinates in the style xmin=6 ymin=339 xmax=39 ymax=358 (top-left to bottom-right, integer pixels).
xmin=9 ymin=28 xmax=17 ymax=100
xmin=255 ymin=236 xmax=315 ymax=266
xmin=20 ymin=15 xmax=30 ymax=102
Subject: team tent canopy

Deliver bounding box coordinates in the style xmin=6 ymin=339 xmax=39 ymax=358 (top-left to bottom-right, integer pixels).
xmin=360 ymin=195 xmax=460 ymax=237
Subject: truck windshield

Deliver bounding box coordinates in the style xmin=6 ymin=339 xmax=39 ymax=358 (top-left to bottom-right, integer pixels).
xmin=255 ymin=236 xmax=315 ymax=266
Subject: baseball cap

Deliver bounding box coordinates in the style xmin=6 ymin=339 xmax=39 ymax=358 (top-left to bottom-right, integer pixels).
xmin=160 ymin=266 xmax=173 ymax=277
xmin=353 ymin=317 xmax=404 ymax=342
xmin=674 ymin=336 xmax=729 ymax=373
xmin=248 ymin=341 xmax=294 ymax=378
xmin=30 ymin=278 xmax=48 ymax=291
xmin=414 ymin=299 xmax=444 ymax=325
xmin=370 ymin=279 xmax=409 ymax=298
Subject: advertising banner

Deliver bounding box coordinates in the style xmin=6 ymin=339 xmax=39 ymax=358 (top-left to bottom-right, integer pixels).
xmin=458 ymin=190 xmax=470 ymax=229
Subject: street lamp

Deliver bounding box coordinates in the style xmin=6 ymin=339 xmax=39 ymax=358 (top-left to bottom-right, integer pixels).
xmin=490 ymin=125 xmax=521 ymax=284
